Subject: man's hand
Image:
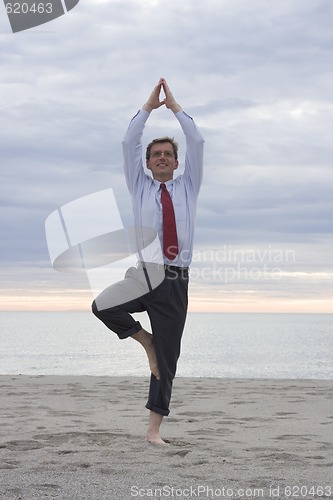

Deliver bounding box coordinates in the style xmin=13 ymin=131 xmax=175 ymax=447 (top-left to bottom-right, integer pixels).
xmin=162 ymin=79 xmax=182 ymax=113
xmin=142 ymin=78 xmax=166 ymax=113
xmin=142 ymin=78 xmax=182 ymax=114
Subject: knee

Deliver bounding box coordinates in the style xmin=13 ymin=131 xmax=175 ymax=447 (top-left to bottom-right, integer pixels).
xmin=91 ymin=299 xmax=100 ymax=318
xmin=91 ymin=299 xmax=117 ymax=319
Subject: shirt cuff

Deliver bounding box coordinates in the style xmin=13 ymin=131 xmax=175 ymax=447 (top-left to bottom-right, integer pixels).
xmin=175 ymin=110 xmax=193 ymax=120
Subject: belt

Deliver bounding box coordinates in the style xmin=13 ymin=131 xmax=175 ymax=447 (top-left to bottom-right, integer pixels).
xmin=138 ymin=261 xmax=189 ymax=274
xmin=164 ymin=264 xmax=189 ymax=274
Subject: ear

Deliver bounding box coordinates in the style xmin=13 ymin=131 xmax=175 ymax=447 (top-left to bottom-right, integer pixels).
xmin=146 ymin=159 xmax=152 ymax=171
xmin=173 ymin=160 xmax=179 ymax=171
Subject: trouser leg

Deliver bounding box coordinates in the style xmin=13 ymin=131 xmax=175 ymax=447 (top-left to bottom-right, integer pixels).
xmin=91 ymin=265 xmax=148 ymax=339
xmin=143 ymin=271 xmax=188 ymax=416
xmin=92 ymin=298 xmax=143 ymax=338
xmin=91 ymin=265 xmax=189 ymax=416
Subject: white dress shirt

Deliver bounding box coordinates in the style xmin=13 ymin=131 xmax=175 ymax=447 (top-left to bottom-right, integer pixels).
xmin=122 ymin=109 xmax=204 ymax=268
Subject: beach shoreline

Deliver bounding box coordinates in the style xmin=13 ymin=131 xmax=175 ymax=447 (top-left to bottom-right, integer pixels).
xmin=1 ymin=375 xmax=332 ymax=499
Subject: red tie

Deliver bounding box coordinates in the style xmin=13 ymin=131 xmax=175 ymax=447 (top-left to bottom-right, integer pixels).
xmin=160 ymin=183 xmax=178 ymax=260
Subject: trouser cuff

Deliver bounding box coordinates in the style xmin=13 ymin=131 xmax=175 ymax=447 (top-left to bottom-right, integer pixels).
xmin=145 ymin=402 xmax=170 ymax=416
xmin=118 ymin=321 xmax=142 ymax=339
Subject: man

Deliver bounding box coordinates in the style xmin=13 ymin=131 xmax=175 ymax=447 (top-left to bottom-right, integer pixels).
xmin=92 ymin=78 xmax=204 ymax=445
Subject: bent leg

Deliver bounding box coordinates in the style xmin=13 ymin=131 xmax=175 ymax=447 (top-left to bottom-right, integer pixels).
xmin=91 ymin=266 xmax=148 ymax=339
xmin=92 ymin=298 xmax=144 ymax=339
xmin=91 ymin=267 xmax=161 ymax=379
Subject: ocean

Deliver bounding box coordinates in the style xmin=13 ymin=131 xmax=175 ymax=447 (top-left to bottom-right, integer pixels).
xmin=1 ymin=312 xmax=332 ymax=379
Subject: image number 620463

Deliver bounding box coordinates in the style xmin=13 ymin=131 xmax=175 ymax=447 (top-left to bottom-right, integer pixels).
xmin=3 ymin=0 xmax=80 ymax=33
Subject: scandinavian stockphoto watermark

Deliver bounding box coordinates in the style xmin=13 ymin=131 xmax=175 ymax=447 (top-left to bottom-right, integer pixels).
xmin=188 ymin=245 xmax=296 ymax=284
xmin=3 ymin=0 xmax=80 ymax=33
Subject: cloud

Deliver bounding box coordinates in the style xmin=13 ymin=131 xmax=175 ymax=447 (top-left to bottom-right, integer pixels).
xmin=1 ymin=0 xmax=332 ymax=311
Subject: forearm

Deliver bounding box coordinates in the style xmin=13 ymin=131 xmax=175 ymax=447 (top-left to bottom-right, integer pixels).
xmin=142 ymin=101 xmax=182 ymax=114
xmin=122 ymin=109 xmax=150 ymax=193
xmin=176 ymin=111 xmax=204 ymax=145
xmin=123 ymin=109 xmax=150 ymax=143
xmin=168 ymin=102 xmax=182 ymax=114
xmin=176 ymin=111 xmax=205 ymax=193
xmin=142 ymin=102 xmax=154 ymax=113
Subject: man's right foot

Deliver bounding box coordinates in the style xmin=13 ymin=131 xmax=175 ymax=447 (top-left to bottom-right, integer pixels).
xmin=132 ymin=329 xmax=160 ymax=380
xmin=144 ymin=332 xmax=160 ymax=380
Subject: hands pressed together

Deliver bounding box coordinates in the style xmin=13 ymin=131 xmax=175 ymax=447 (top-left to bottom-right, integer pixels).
xmin=143 ymin=78 xmax=182 ymax=114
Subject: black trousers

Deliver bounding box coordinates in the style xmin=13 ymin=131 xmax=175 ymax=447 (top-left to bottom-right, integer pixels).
xmin=91 ymin=264 xmax=189 ymax=416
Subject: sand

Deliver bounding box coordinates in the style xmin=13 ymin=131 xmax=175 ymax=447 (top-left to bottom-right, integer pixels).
xmin=0 ymin=375 xmax=332 ymax=500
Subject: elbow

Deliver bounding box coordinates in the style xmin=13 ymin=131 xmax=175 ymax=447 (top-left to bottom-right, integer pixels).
xmin=198 ymin=136 xmax=205 ymax=147
xmin=194 ymin=136 xmax=205 ymax=154
xmin=122 ymin=135 xmax=130 ymax=148
xmin=192 ymin=134 xmax=205 ymax=147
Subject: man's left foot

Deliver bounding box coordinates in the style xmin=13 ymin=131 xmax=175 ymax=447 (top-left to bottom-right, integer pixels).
xmin=146 ymin=433 xmax=169 ymax=446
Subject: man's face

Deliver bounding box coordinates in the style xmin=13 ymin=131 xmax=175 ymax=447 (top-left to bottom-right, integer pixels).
xmin=146 ymin=142 xmax=178 ymax=181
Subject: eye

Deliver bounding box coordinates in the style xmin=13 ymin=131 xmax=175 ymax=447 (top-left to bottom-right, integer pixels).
xmin=151 ymin=150 xmax=174 ymax=158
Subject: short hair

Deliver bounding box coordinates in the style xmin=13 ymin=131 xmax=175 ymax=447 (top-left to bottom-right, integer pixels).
xmin=146 ymin=137 xmax=179 ymax=161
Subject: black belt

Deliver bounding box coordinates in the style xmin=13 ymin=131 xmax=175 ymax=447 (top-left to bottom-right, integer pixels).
xmin=138 ymin=262 xmax=188 ymax=292
xmin=138 ymin=261 xmax=189 ymax=274
xmin=164 ymin=264 xmax=189 ymax=274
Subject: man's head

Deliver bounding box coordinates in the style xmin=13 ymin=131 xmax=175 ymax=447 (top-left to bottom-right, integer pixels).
xmin=146 ymin=137 xmax=179 ymax=182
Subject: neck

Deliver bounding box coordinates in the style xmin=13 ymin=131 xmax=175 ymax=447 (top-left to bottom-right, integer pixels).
xmin=153 ymin=174 xmax=173 ymax=183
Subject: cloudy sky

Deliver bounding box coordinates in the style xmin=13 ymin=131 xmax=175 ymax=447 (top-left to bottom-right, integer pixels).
xmin=1 ymin=0 xmax=332 ymax=313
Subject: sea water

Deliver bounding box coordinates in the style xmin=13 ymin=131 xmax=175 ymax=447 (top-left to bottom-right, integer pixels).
xmin=0 ymin=312 xmax=332 ymax=379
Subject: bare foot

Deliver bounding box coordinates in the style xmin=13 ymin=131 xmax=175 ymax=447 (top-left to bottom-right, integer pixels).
xmin=132 ymin=329 xmax=160 ymax=380
xmin=146 ymin=411 xmax=168 ymax=445
xmin=144 ymin=333 xmax=160 ymax=380
xmin=146 ymin=433 xmax=169 ymax=446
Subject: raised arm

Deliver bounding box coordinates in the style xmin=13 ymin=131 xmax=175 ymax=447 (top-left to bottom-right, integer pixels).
xmin=123 ymin=79 xmax=167 ymax=194
xmin=177 ymin=111 xmax=204 ymax=195
xmin=163 ymin=79 xmax=204 ymax=194
xmin=123 ymin=78 xmax=204 ymax=195
xmin=122 ymin=108 xmax=148 ymax=195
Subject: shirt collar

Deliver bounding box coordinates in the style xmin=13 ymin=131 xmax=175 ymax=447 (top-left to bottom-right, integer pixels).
xmin=152 ymin=179 xmax=174 ymax=189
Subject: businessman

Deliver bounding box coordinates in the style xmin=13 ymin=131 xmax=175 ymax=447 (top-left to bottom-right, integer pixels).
xmin=92 ymin=78 xmax=204 ymax=445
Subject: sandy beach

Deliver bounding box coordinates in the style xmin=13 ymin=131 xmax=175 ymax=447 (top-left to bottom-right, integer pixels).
xmin=1 ymin=376 xmax=332 ymax=500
